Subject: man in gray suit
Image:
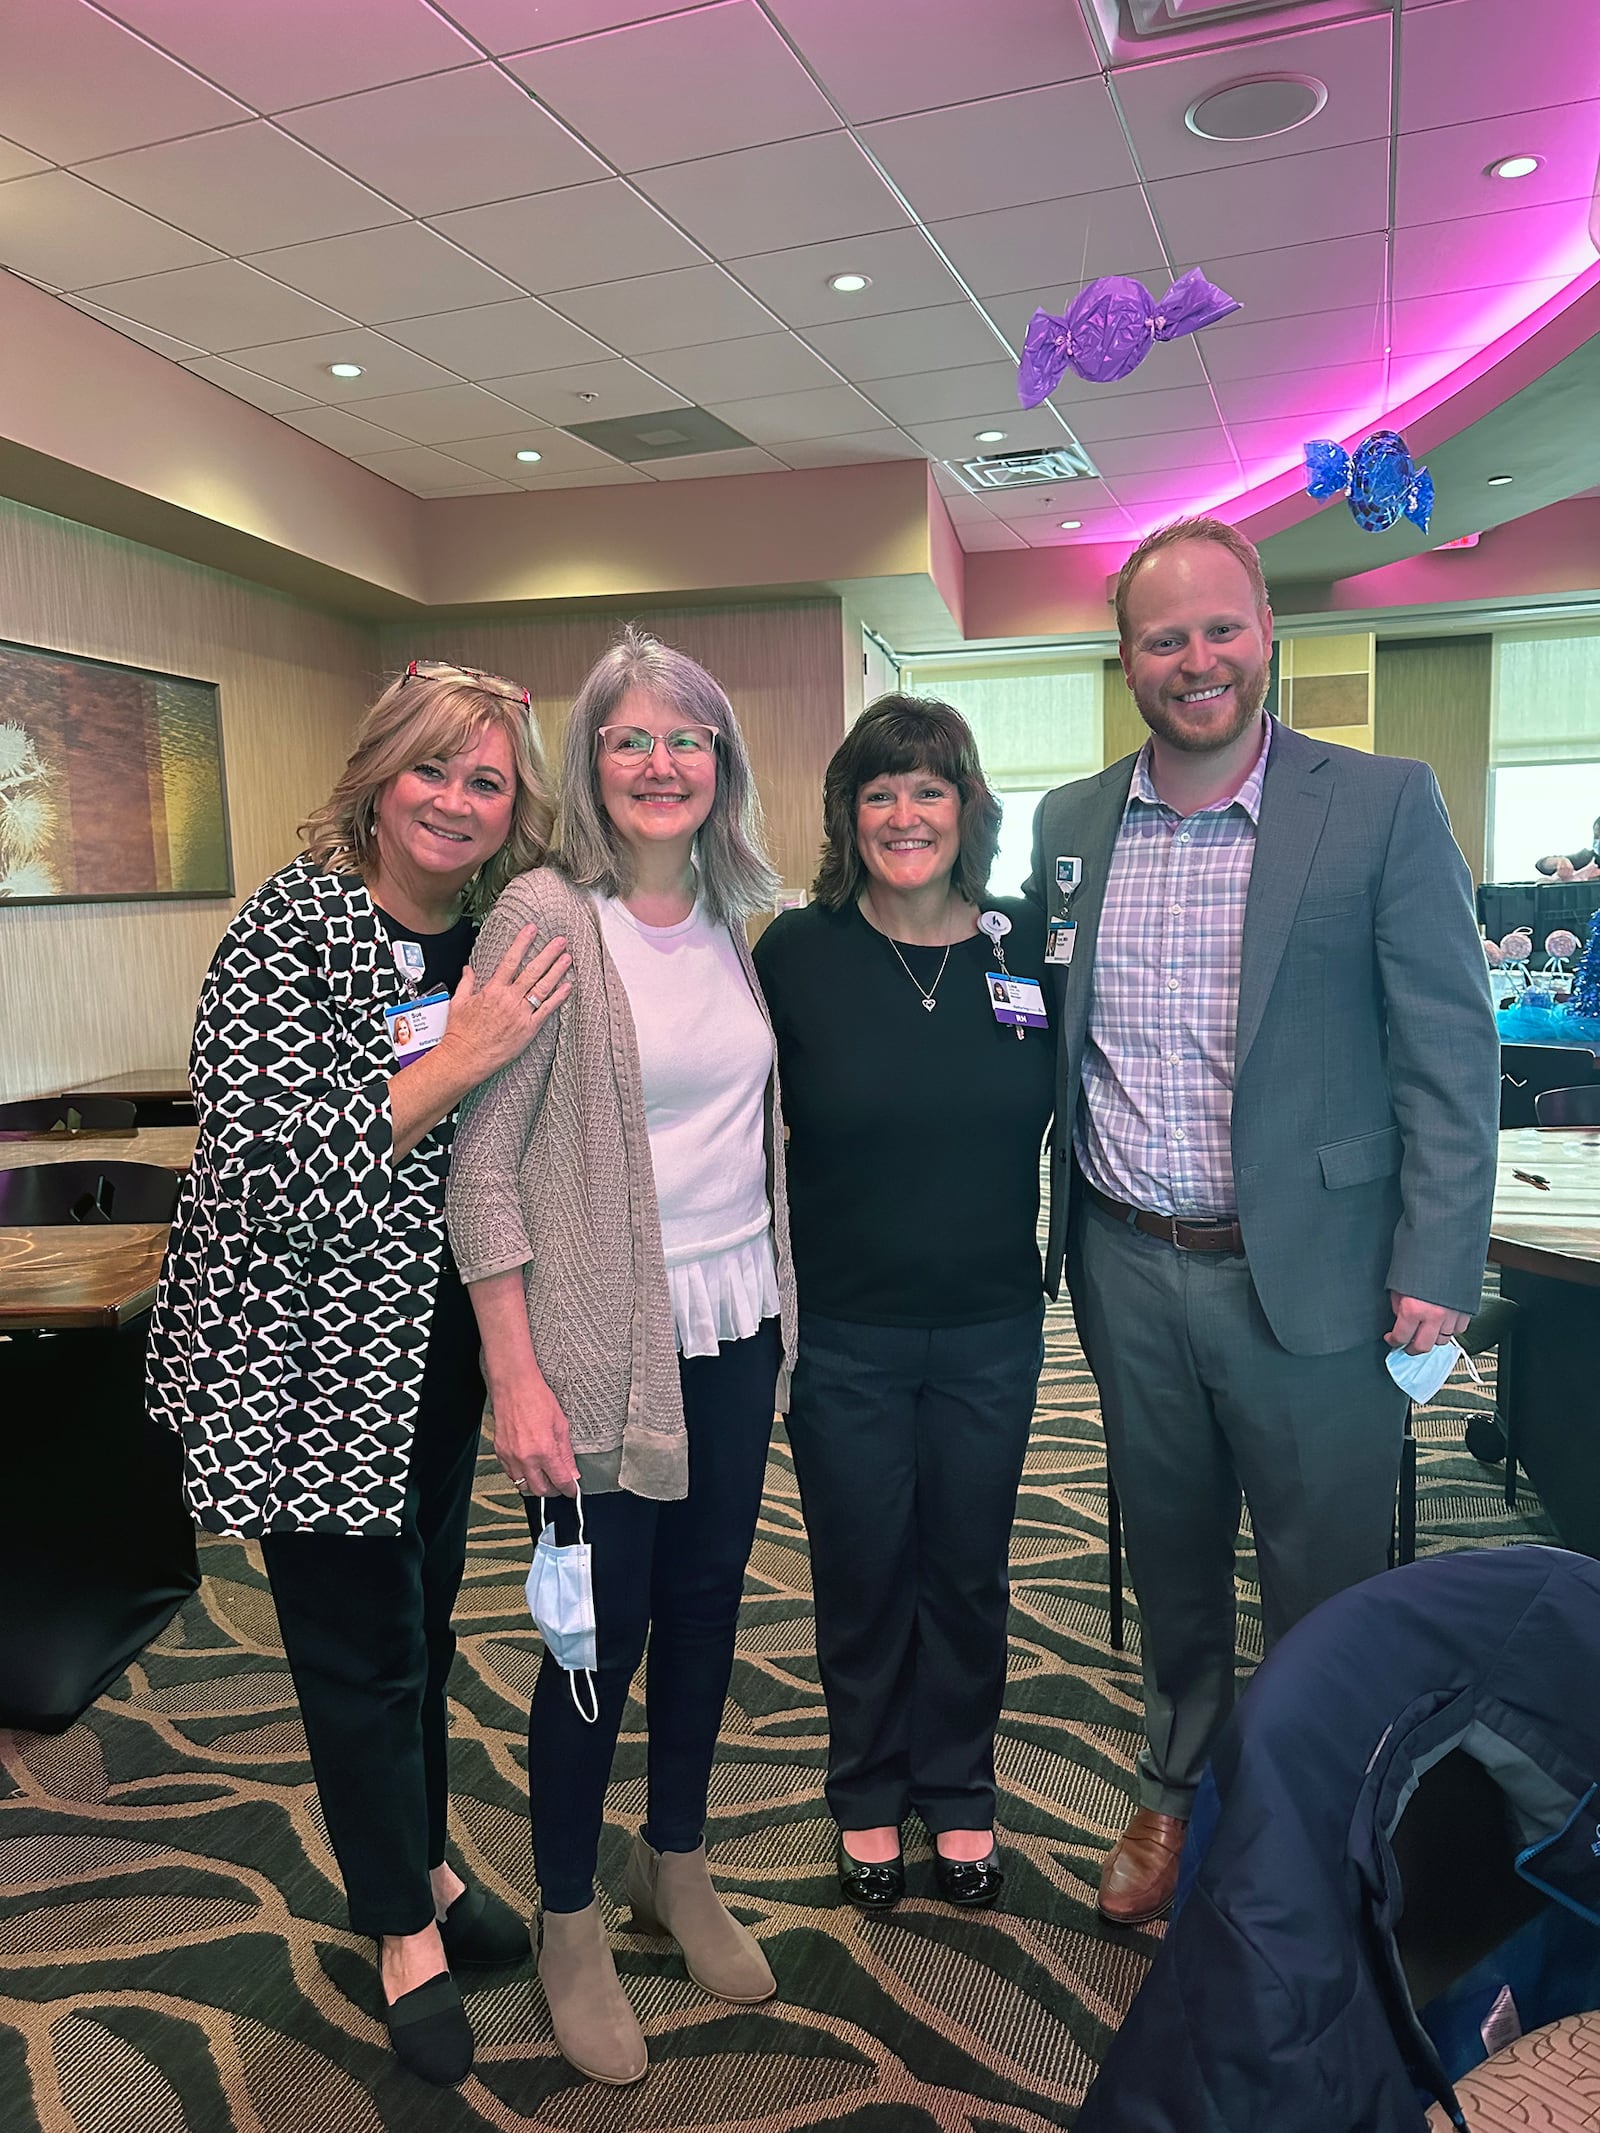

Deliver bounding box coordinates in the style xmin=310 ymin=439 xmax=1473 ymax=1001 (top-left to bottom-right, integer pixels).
xmin=1027 ymin=516 xmax=1499 ymax=1925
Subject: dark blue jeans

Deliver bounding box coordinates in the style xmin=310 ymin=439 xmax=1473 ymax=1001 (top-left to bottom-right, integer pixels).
xmin=526 ymin=1319 xmax=780 ymax=1912
xmin=784 ymin=1303 xmax=1045 ymax=1834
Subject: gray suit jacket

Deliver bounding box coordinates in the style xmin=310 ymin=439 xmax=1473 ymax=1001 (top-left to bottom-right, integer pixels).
xmin=1027 ymin=720 xmax=1500 ymax=1356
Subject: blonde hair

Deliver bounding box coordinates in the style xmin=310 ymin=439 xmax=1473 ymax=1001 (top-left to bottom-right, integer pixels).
xmin=1114 ymin=515 xmax=1270 ymax=643
xmin=300 ymin=669 xmax=554 ymax=915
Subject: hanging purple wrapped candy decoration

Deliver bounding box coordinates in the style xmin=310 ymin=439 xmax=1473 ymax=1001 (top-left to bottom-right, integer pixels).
xmin=1017 ymin=267 xmax=1241 ymax=403
xmin=1304 ymin=429 xmax=1434 ymax=534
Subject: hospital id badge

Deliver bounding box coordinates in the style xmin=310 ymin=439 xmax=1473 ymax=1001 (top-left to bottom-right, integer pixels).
xmin=385 ymin=989 xmax=449 ymax=1066
xmin=988 ymin=972 xmax=1049 ymax=1031
xmin=1046 ymin=919 xmax=1078 ymax=965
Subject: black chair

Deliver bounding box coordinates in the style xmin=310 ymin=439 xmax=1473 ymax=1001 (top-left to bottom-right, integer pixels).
xmin=0 ymin=1097 xmax=137 ymax=1139
xmin=0 ymin=1161 xmax=180 ymax=1227
xmin=1533 ymin=1084 xmax=1600 ymax=1127
xmin=1499 ymin=1044 xmax=1600 ymax=1128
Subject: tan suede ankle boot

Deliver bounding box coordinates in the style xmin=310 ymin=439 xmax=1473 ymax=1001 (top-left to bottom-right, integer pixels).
xmin=626 ymin=1833 xmax=776 ymax=2005
xmin=536 ymin=1898 xmax=647 ymax=2085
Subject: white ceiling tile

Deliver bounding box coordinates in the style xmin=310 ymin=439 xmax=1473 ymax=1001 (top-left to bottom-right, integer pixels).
xmin=97 ymin=0 xmax=480 ymax=111
xmin=214 ymin=328 xmax=458 ymax=400
xmin=1058 ymin=383 xmax=1223 ymax=445
xmin=1228 ymin=415 xmax=1370 ymax=463
xmin=1392 ymin=202 xmax=1595 ymax=301
xmin=931 ymin=189 xmax=1165 ymax=303
xmin=957 ymin=520 xmax=1029 ymax=550
xmin=1088 ymin=429 xmax=1236 ymax=478
xmin=640 ymin=333 xmax=842 ymax=403
xmin=1112 ymin=15 xmax=1392 ymax=185
xmin=507 ymin=3 xmax=837 ymax=170
xmin=1211 ymin=363 xmax=1388 ymax=426
xmin=703 ymin=383 xmax=887 ymax=444
xmin=551 ymin=265 xmax=779 ymax=354
xmin=0 ymin=2 xmax=249 ymax=164
xmin=637 ymin=133 xmax=909 ymax=259
xmin=1399 ymin=0 xmax=1600 ymax=132
xmin=732 ymin=227 xmax=966 ymax=327
xmin=276 ymin=404 xmax=410 ymax=454
xmin=511 ymin=462 xmax=656 ymax=488
xmin=773 ymin=429 xmax=922 ymax=468
xmin=1170 ymin=234 xmax=1389 ymax=327
xmin=277 ymin=65 xmax=607 ymax=219
xmin=73 ymin=259 xmax=355 ymax=350
xmin=180 ymin=354 xmax=320 ymax=411
xmin=424 ymin=477 xmax=523 ymax=494
xmin=378 ymin=297 xmax=611 ymax=376
xmin=339 ymin=383 xmax=541 ymax=444
xmin=61 ymin=293 xmax=207 ymax=358
xmin=976 ymin=477 xmax=1114 ymax=521
xmin=0 ymin=139 xmax=51 ymax=184
xmin=1201 ymin=305 xmax=1385 ymax=383
xmin=1148 ymin=141 xmax=1391 ymax=265
xmin=862 ymin=79 xmax=1134 ymax=225
xmin=1017 ymin=519 xmax=1130 ymax=548
xmin=868 ymin=362 xmax=1029 ymax=426
xmin=431 ymin=428 xmax=628 ymax=478
xmin=481 ymin=358 xmax=690 ymax=423
xmin=355 ymin=443 xmax=498 ymax=494
xmin=765 ymin=0 xmax=1099 ymax=124
xmin=635 ymin=446 xmax=789 ymax=479
xmin=79 ymin=123 xmax=405 ymax=256
xmin=0 ymin=169 xmax=218 ymax=288
xmin=1107 ymin=468 xmax=1241 ymax=509
xmin=902 ymin=407 xmax=1087 ymax=457
xmin=800 ymin=303 xmax=1006 ymax=382
xmin=431 ymin=180 xmax=705 ymax=295
xmin=450 ymin=0 xmax=697 ymax=51
xmin=246 ymin=224 xmax=525 ymax=326
xmin=1387 ymin=281 xmax=1570 ymax=358
xmin=1396 ymin=101 xmax=1600 ymax=230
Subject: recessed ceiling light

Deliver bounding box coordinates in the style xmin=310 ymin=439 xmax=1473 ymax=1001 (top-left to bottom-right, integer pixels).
xmin=975 ymin=429 xmax=1007 ymax=443
xmin=515 ymin=449 xmax=543 ymax=463
xmin=827 ymin=271 xmax=871 ymax=293
xmin=1486 ymin=473 xmax=1514 ymax=485
xmin=1488 ymin=154 xmax=1541 ymax=180
xmin=1058 ymin=519 xmax=1082 ymax=530
xmin=1186 ymin=74 xmax=1327 ymax=143
xmin=328 ymin=362 xmax=364 ymax=379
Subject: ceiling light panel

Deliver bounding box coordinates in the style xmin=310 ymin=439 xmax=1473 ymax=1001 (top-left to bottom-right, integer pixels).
xmin=1186 ymin=75 xmax=1327 ymax=141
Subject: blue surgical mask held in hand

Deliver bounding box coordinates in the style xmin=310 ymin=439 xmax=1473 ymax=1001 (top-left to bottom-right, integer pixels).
xmin=1385 ymin=1338 xmax=1480 ymax=1406
xmin=525 ymin=1485 xmax=599 ymax=1722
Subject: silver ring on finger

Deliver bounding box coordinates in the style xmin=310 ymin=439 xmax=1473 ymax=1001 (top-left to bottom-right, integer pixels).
xmin=513 ymin=1475 xmax=532 ymax=1494
xmin=526 ymin=987 xmax=542 ymax=1011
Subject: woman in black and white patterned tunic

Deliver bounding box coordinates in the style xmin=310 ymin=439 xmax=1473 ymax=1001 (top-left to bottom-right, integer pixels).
xmin=148 ymin=662 xmax=570 ymax=2086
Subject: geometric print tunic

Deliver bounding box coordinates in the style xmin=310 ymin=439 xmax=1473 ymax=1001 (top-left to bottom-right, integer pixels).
xmin=147 ymin=857 xmax=455 ymax=1538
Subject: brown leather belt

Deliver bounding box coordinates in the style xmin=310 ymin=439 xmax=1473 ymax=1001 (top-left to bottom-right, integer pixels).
xmin=1084 ymin=1180 xmax=1244 ymax=1254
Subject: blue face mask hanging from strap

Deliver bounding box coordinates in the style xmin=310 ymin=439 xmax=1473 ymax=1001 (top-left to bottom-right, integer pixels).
xmin=524 ymin=1483 xmax=599 ymax=1723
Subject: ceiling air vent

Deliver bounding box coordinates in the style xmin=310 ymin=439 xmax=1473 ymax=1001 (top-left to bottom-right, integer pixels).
xmin=954 ymin=443 xmax=1099 ymax=492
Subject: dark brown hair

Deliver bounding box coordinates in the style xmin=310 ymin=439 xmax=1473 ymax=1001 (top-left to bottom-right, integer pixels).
xmin=1113 ymin=514 xmax=1270 ymax=644
xmin=811 ymin=693 xmax=1002 ymax=911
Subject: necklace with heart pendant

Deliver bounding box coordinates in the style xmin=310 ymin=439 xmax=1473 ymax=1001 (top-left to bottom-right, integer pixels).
xmin=885 ymin=932 xmax=952 ymax=1011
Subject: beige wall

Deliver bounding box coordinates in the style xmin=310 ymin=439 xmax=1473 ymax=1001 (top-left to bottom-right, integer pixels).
xmin=377 ymin=599 xmax=848 ymax=911
xmin=1102 ymin=657 xmax=1144 ymax=767
xmin=1374 ymin=634 xmax=1492 ymax=882
xmin=0 ymin=498 xmax=376 ymax=1100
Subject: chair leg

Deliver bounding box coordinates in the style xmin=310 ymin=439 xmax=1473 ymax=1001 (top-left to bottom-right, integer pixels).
xmin=1396 ymin=1419 xmax=1418 ymax=1569
xmin=1107 ymin=1468 xmax=1124 ymax=1654
xmin=1499 ymin=1325 xmax=1519 ymax=1513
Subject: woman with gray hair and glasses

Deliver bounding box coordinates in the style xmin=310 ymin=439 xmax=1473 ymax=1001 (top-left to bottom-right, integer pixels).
xmin=447 ymin=627 xmax=796 ymax=2086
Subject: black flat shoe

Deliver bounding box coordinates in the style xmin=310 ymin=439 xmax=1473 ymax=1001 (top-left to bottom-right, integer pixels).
xmin=837 ymin=1833 xmax=904 ymax=1912
xmin=934 ymin=1844 xmax=1004 ymax=1909
xmin=437 ymin=1883 xmax=531 ymax=1970
xmin=384 ymin=1971 xmax=474 ymax=2086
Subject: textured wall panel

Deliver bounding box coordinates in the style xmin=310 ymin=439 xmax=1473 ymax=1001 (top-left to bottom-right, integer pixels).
xmin=1374 ymin=635 xmax=1491 ymax=883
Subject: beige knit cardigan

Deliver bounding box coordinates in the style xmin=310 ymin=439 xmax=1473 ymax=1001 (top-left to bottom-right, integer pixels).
xmin=446 ymin=866 xmax=798 ymax=1503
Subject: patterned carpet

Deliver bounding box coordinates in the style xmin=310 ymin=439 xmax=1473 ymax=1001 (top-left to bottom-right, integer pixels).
xmin=0 ymin=1290 xmax=1551 ymax=2133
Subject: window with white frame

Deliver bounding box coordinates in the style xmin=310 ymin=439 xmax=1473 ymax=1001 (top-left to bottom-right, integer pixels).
xmin=1490 ymin=626 xmax=1600 ymax=880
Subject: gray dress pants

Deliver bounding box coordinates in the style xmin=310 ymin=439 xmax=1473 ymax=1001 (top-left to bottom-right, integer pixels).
xmin=1066 ymin=1192 xmax=1407 ymax=1819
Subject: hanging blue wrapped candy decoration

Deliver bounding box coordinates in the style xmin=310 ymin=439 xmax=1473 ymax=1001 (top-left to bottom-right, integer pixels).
xmin=1304 ymin=429 xmax=1434 ymax=533
xmin=1018 ymin=268 xmax=1241 ymax=403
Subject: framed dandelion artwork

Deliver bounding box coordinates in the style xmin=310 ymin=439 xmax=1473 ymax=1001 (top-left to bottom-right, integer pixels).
xmin=0 ymin=638 xmax=231 ymax=904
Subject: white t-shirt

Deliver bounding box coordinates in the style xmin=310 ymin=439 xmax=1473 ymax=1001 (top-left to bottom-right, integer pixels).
xmin=596 ymin=893 xmax=778 ymax=1355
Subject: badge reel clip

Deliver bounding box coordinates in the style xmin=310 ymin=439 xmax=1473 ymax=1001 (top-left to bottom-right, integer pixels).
xmin=979 ymin=909 xmax=1048 ymax=1040
xmin=1047 ymin=856 xmax=1081 ymax=969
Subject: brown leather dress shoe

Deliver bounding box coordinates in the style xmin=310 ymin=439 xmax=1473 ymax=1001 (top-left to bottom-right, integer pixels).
xmin=1097 ymin=1809 xmax=1187 ymax=1926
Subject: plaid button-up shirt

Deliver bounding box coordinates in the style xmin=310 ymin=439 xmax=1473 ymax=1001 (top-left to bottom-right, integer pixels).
xmin=1074 ymin=719 xmax=1272 ymax=1219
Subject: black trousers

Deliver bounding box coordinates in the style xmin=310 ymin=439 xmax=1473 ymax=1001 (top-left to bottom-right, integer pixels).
xmin=259 ymin=1266 xmax=484 ymax=1939
xmin=784 ymin=1304 xmax=1045 ymax=1834
xmin=526 ymin=1319 xmax=780 ymax=1913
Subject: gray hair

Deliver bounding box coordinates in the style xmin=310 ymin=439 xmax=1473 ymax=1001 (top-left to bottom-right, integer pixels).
xmin=555 ymin=626 xmax=778 ymax=925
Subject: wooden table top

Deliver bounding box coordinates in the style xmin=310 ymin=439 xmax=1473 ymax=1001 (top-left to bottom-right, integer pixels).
xmin=0 ymin=1126 xmax=197 ymax=1175
xmin=58 ymin=1068 xmax=191 ymax=1103
xmin=0 ymin=1223 xmax=170 ymax=1330
xmin=1490 ymin=1127 xmax=1600 ymax=1289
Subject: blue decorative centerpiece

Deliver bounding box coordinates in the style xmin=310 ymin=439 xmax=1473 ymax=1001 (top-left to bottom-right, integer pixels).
xmin=1496 ymin=921 xmax=1600 ymax=1048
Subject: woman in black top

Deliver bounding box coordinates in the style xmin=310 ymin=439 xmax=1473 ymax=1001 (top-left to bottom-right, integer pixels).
xmin=753 ymin=695 xmax=1054 ymax=1911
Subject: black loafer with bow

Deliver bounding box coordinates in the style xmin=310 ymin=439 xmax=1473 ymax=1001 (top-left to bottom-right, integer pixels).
xmin=836 ymin=1834 xmax=905 ymax=1912
xmin=934 ymin=1843 xmax=1004 ymax=1909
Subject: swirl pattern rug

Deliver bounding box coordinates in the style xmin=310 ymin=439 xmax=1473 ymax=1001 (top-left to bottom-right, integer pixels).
xmin=0 ymin=1293 xmax=1549 ymax=2132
